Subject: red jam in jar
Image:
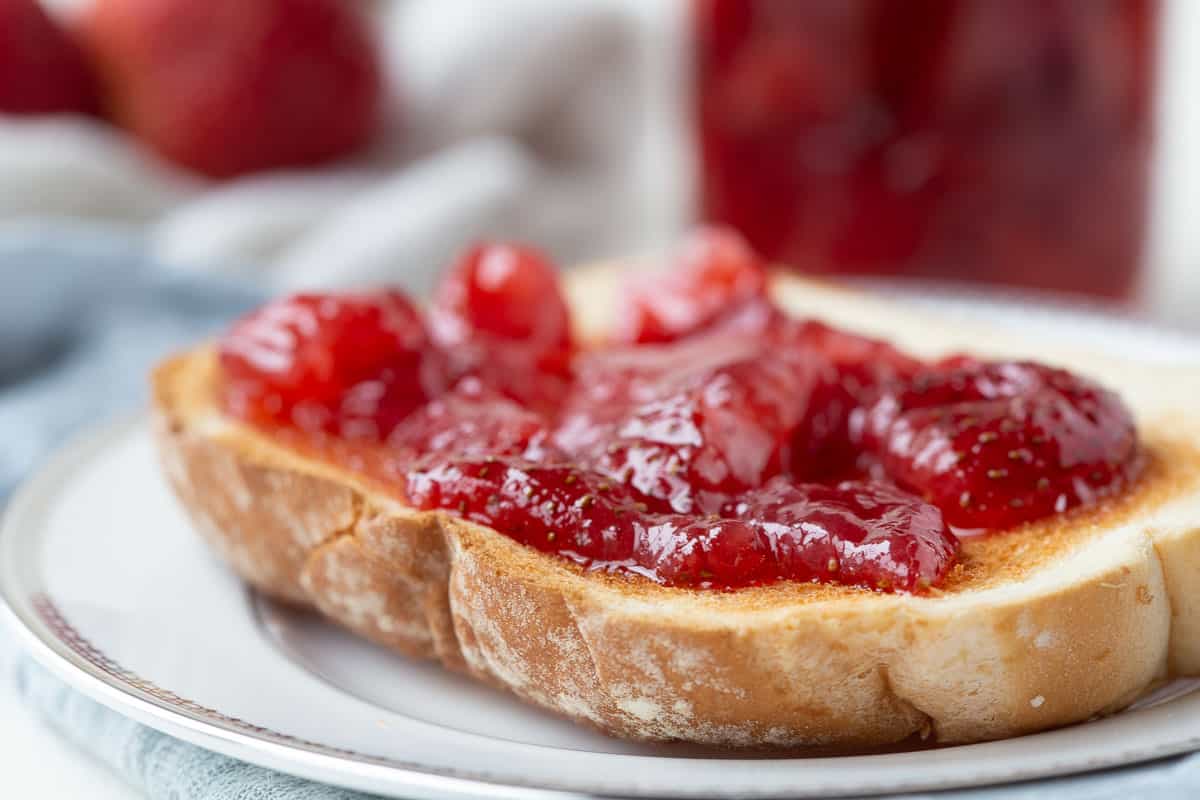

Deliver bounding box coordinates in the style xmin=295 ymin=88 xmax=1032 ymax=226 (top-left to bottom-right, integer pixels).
xmin=693 ymin=0 xmax=1159 ymax=298
xmin=218 ymin=229 xmax=1142 ymax=593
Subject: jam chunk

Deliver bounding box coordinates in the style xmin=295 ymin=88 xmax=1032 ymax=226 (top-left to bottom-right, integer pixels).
xmin=219 ymin=290 xmax=436 ymax=438
xmin=556 ymin=334 xmax=819 ymax=514
xmin=406 ymin=458 xmax=651 ymax=565
xmin=406 ymin=457 xmax=956 ymax=592
xmin=429 ymin=242 xmax=573 ymax=413
xmin=558 ymin=320 xmax=923 ymax=512
xmin=388 ymin=384 xmax=556 ymax=464
xmin=857 ymin=361 xmax=1140 ymax=528
xmin=615 ymin=226 xmax=767 ymax=344
xmin=641 ymin=287 xmax=927 ymax=479
xmin=774 ymin=319 xmax=924 ymax=477
xmin=722 ymin=478 xmax=957 ymax=592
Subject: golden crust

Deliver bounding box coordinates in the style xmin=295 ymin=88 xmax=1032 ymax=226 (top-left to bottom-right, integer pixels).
xmin=151 ymin=271 xmax=1200 ymax=748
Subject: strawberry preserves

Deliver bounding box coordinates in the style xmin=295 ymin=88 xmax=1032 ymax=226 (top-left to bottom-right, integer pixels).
xmin=855 ymin=361 xmax=1140 ymax=529
xmin=615 ymin=226 xmax=768 ymax=344
xmin=693 ymin=0 xmax=1158 ymax=298
xmin=556 ymin=334 xmax=820 ymax=514
xmin=404 ymin=459 xmax=955 ymax=592
xmin=217 ymin=229 xmax=1143 ymax=593
xmin=428 ymin=242 xmax=574 ymax=414
xmin=219 ymin=290 xmax=436 ymax=439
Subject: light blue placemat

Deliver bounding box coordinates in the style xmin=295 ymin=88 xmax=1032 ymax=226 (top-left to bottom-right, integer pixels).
xmin=2 ymin=227 xmax=1199 ymax=799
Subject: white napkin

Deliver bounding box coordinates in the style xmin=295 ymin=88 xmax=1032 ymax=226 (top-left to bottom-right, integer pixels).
xmin=0 ymin=0 xmax=649 ymax=292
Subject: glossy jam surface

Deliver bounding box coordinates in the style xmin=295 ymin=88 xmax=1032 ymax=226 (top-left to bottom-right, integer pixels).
xmin=693 ymin=0 xmax=1158 ymax=298
xmin=854 ymin=361 xmax=1140 ymax=529
xmin=218 ymin=290 xmax=436 ymax=438
xmin=615 ymin=227 xmax=768 ymax=345
xmin=406 ymin=460 xmax=955 ymax=591
xmin=428 ymin=243 xmax=573 ymax=415
xmin=556 ymin=334 xmax=816 ymax=515
xmin=218 ymin=229 xmax=1142 ymax=592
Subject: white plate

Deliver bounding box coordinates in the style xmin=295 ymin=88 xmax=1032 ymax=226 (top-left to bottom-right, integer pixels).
xmin=6 ymin=297 xmax=1200 ymax=799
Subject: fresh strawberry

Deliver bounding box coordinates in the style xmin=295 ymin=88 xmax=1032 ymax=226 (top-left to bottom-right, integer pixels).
xmin=79 ymin=0 xmax=381 ymax=178
xmin=0 ymin=0 xmax=96 ymax=114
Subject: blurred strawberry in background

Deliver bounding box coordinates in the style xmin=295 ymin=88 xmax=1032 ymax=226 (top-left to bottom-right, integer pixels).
xmin=0 ymin=0 xmax=97 ymax=114
xmin=79 ymin=0 xmax=383 ymax=178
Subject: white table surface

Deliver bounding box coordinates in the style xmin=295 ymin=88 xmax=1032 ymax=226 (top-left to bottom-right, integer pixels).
xmin=0 ymin=635 xmax=135 ymax=799
xmin=0 ymin=685 xmax=135 ymax=799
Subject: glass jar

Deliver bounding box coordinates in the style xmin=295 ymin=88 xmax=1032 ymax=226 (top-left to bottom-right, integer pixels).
xmin=693 ymin=0 xmax=1159 ymax=298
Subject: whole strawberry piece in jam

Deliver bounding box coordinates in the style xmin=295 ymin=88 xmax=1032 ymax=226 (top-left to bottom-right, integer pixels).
xmin=219 ymin=290 xmax=435 ymax=439
xmin=556 ymin=334 xmax=820 ymax=514
xmin=615 ymin=225 xmax=767 ymax=344
xmin=0 ymin=0 xmax=97 ymax=115
xmin=859 ymin=362 xmax=1139 ymax=528
xmin=430 ymin=243 xmax=573 ymax=414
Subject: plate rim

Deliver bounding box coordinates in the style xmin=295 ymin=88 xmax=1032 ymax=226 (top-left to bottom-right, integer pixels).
xmin=0 ymin=418 xmax=592 ymax=800
xmin=6 ymin=290 xmax=1200 ymax=798
xmin=11 ymin=423 xmax=1200 ymax=800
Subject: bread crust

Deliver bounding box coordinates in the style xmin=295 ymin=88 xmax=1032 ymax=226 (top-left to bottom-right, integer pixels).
xmin=151 ymin=272 xmax=1200 ymax=748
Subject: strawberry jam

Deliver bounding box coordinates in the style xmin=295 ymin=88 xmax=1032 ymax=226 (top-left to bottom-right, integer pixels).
xmin=217 ymin=227 xmax=1143 ymax=593
xmin=428 ymin=243 xmax=573 ymax=415
xmin=615 ymin=226 xmax=768 ymax=344
xmin=692 ymin=0 xmax=1157 ymax=298
xmin=854 ymin=361 xmax=1140 ymax=529
xmin=406 ymin=459 xmax=955 ymax=591
xmin=556 ymin=333 xmax=821 ymax=514
xmin=219 ymin=290 xmax=437 ymax=439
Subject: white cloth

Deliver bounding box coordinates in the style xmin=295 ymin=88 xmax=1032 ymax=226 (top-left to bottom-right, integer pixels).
xmin=0 ymin=0 xmax=648 ymax=293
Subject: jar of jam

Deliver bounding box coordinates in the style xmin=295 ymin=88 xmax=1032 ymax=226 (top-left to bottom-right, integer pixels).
xmin=693 ymin=0 xmax=1159 ymax=298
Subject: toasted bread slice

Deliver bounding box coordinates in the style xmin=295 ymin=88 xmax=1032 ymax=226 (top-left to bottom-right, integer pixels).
xmin=151 ymin=267 xmax=1200 ymax=748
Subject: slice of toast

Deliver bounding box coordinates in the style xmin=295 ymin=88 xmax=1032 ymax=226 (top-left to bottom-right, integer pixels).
xmin=151 ymin=265 xmax=1200 ymax=748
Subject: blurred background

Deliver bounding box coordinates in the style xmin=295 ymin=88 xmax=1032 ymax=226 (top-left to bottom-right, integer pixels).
xmin=0 ymin=0 xmax=1197 ymax=317
xmin=2 ymin=0 xmax=1198 ymax=301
